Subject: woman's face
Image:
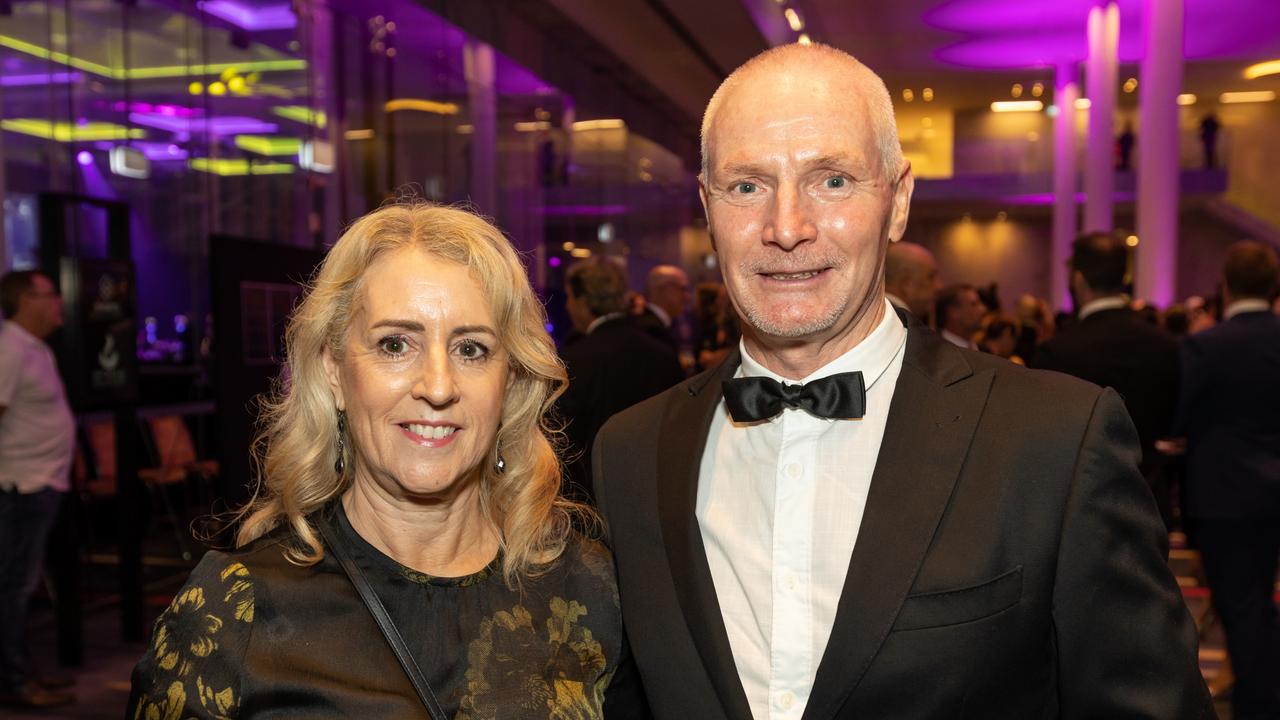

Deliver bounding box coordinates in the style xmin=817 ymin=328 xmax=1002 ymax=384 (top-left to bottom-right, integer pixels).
xmin=324 ymin=246 xmax=510 ymax=503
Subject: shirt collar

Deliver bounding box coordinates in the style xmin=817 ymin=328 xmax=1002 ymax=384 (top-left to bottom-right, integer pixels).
xmin=647 ymin=303 xmax=672 ymax=328
xmin=1224 ymin=298 xmax=1271 ymax=320
xmin=737 ymin=298 xmax=907 ymax=390
xmin=1078 ymin=295 xmax=1128 ymax=321
xmin=586 ymin=312 xmax=627 ymax=335
xmin=885 ymin=292 xmax=908 ymax=310
xmin=1 ymin=320 xmax=40 ymax=346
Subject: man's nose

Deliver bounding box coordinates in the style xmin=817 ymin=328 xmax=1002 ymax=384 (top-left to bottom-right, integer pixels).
xmin=412 ymin=350 xmax=460 ymax=407
xmin=763 ymin=184 xmax=816 ymax=250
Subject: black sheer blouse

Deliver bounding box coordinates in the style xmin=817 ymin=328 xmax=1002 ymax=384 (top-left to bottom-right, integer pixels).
xmin=128 ymin=504 xmax=646 ymax=718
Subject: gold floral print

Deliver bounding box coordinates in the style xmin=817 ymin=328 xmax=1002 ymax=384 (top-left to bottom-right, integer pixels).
xmin=221 ymin=563 xmax=254 ymax=623
xmin=131 ymin=559 xmax=254 ymax=720
xmin=457 ymin=597 xmax=609 ymax=720
xmin=152 ymin=587 xmax=223 ymax=677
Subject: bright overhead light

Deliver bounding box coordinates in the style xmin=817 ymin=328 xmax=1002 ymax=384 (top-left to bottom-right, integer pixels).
xmin=1123 ymin=77 xmax=1138 ymax=93
xmin=109 ymin=146 xmax=151 ymax=179
xmin=902 ymin=88 xmax=914 ymax=102
xmin=572 ymin=119 xmax=625 ymax=131
xmin=1031 ymin=82 xmax=1044 ymax=98
xmin=299 ymin=140 xmax=334 ymax=173
xmin=797 ymin=34 xmax=812 ymax=46
xmin=1243 ymin=60 xmax=1280 ymax=80
xmin=273 ymin=105 xmax=326 ymax=128
xmin=1176 ymin=93 xmax=1197 ymax=106
xmin=784 ymin=7 xmax=803 ymax=31
xmin=991 ymin=100 xmax=1044 ymax=112
xmin=0 ymin=34 xmax=307 ymax=80
xmin=922 ymin=87 xmax=934 ymax=102
xmin=1 ymin=119 xmax=145 ymax=142
xmin=1011 ymin=83 xmax=1023 ymax=98
xmin=1125 ymin=235 xmax=1139 ymax=247
xmin=514 ymin=121 xmax=552 ymax=132
xmin=189 ymin=158 xmax=294 ymax=176
xmin=1075 ymin=98 xmax=1092 ymax=109
xmin=344 ymin=128 xmax=374 ymax=140
xmin=1220 ymin=90 xmax=1276 ymax=103
xmin=235 ymin=135 xmax=302 ymax=156
xmin=385 ymin=98 xmax=460 ymax=115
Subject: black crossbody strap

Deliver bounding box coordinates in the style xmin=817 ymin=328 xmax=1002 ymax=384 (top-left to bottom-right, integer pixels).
xmin=317 ymin=518 xmax=447 ymax=720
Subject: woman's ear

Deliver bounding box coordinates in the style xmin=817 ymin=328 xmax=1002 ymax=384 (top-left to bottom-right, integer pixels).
xmin=322 ymin=346 xmax=346 ymax=411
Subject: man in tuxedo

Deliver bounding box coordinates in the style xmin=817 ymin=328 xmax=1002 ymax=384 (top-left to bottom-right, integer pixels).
xmin=1175 ymin=241 xmax=1280 ymax=720
xmin=1032 ymin=232 xmax=1180 ymax=526
xmin=592 ymin=43 xmax=1210 ymax=719
xmin=883 ymin=241 xmax=939 ymax=323
xmin=557 ymin=258 xmax=684 ymax=503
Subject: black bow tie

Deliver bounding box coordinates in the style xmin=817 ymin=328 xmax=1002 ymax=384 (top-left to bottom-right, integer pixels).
xmin=722 ymin=371 xmax=866 ymax=422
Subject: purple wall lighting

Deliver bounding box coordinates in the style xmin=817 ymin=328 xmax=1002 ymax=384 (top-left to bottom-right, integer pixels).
xmin=76 ymin=151 xmax=94 ymax=166
xmin=0 ymin=72 xmax=83 ymax=87
xmin=926 ymin=0 xmax=1280 ymax=68
xmin=548 ymin=256 xmax=562 ymax=267
xmin=129 ymin=112 xmax=278 ymax=136
xmin=198 ymin=0 xmax=298 ymax=31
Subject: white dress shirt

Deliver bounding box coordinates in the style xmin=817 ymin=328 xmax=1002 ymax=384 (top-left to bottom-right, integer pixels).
xmin=1223 ymin=298 xmax=1270 ymax=320
xmin=696 ymin=300 xmax=908 ymax=720
xmin=0 ymin=321 xmax=74 ymax=493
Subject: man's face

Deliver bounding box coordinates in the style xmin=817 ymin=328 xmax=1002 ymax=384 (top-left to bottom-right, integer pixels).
xmin=700 ymin=64 xmax=912 ymax=345
xmin=21 ymin=274 xmax=64 ymax=337
xmin=903 ymin=260 xmax=940 ymax=319
xmin=950 ymin=289 xmax=987 ymax=335
xmin=655 ymin=271 xmax=691 ymax=319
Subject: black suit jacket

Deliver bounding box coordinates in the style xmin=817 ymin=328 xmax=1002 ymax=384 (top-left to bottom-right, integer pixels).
xmin=1031 ymin=307 xmax=1179 ymax=474
xmin=1174 ymin=310 xmax=1280 ymax=518
xmin=633 ymin=306 xmax=678 ymax=351
xmin=593 ymin=313 xmax=1212 ymax=719
xmin=557 ymin=316 xmax=684 ymax=501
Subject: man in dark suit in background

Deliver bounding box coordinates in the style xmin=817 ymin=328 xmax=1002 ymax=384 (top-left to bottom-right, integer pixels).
xmin=634 ymin=264 xmax=691 ymax=353
xmin=593 ymin=43 xmax=1210 ymax=720
xmin=883 ymin=241 xmax=939 ymax=323
xmin=1032 ymin=232 xmax=1180 ymax=527
xmin=556 ymin=258 xmax=684 ymax=503
xmin=1175 ymin=240 xmax=1280 ymax=720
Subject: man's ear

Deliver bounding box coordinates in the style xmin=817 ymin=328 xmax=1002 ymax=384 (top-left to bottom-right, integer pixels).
xmin=322 ymin=346 xmax=345 ymax=411
xmin=888 ymin=161 xmax=915 ymax=242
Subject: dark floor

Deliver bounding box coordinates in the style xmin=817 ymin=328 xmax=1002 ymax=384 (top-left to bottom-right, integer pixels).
xmin=11 ymin=536 xmax=1241 ymax=719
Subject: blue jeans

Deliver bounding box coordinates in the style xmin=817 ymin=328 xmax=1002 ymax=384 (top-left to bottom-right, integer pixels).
xmin=0 ymin=487 xmax=64 ymax=690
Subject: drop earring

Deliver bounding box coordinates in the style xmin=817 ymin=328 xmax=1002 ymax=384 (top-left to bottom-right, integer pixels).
xmin=493 ymin=441 xmax=506 ymax=474
xmin=334 ymin=410 xmax=347 ymax=475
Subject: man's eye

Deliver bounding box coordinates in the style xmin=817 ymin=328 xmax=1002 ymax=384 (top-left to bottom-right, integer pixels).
xmin=825 ymin=176 xmax=846 ymax=189
xmin=378 ymin=335 xmax=408 ymax=356
xmin=734 ymin=182 xmax=758 ymax=194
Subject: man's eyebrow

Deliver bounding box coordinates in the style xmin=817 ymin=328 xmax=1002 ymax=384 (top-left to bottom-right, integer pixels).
xmin=717 ymin=162 xmax=772 ymax=178
xmin=803 ymin=153 xmax=861 ymax=170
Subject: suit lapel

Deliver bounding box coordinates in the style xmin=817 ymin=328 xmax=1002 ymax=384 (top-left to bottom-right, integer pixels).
xmin=657 ymin=350 xmax=756 ymax=720
xmin=803 ymin=324 xmax=994 ymax=720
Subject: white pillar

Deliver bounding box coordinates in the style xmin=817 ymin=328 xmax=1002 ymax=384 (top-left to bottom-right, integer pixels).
xmin=1052 ymin=62 xmax=1081 ymax=312
xmin=1135 ymin=0 xmax=1183 ymax=306
xmin=1084 ymin=1 xmax=1120 ymax=233
xmin=463 ymin=40 xmax=497 ymax=215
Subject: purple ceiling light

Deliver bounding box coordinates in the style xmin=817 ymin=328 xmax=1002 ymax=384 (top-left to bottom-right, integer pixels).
xmin=1 ymin=72 xmax=83 ymax=87
xmin=198 ymin=0 xmax=298 ymax=31
xmin=927 ymin=0 xmax=1280 ymax=68
xmin=129 ymin=112 xmax=278 ymax=136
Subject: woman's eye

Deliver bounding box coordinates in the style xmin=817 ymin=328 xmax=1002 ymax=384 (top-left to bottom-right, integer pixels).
xmin=377 ymin=335 xmax=408 ymax=356
xmin=734 ymin=182 xmax=758 ymax=194
xmin=456 ymin=339 xmax=490 ymax=361
xmin=825 ymin=176 xmax=846 ymax=189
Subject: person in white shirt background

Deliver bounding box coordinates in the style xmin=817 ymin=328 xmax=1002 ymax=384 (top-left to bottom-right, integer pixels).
xmin=0 ymin=270 xmax=76 ymax=710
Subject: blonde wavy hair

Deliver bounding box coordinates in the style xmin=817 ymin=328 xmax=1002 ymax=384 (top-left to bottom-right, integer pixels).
xmin=236 ymin=202 xmax=581 ymax=585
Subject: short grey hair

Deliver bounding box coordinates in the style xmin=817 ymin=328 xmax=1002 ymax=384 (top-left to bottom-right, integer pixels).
xmin=700 ymin=43 xmax=903 ymax=183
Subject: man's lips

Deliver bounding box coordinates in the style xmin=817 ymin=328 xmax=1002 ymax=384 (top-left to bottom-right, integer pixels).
xmin=757 ymin=268 xmax=830 ymax=281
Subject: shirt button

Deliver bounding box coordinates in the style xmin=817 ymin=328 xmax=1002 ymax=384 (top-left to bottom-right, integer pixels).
xmin=777 ymin=691 xmax=795 ymax=710
xmin=784 ymin=574 xmax=798 ymax=591
xmin=785 ymin=462 xmax=802 ymax=478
